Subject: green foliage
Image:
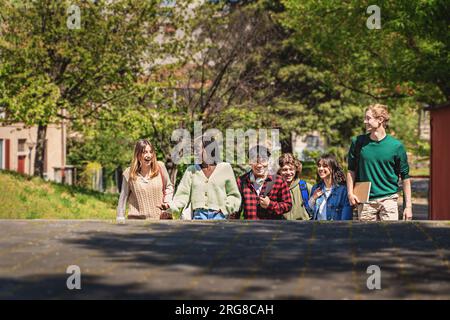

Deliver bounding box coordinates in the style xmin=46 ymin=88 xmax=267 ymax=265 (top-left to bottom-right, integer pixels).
xmin=0 ymin=0 xmax=167 ymax=175
xmin=387 ymin=98 xmax=421 ymax=148
xmin=78 ymin=161 xmax=102 ymax=190
xmin=415 ymin=140 xmax=430 ymax=159
xmin=280 ymin=0 xmax=449 ymax=104
xmin=1 ymin=0 xmax=436 ymax=191
xmin=1 ymin=74 xmax=61 ymax=126
xmin=299 ymin=160 xmax=317 ymax=182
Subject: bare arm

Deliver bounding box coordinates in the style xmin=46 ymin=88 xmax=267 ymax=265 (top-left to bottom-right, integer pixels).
xmin=346 ymin=170 xmax=360 ymax=206
xmin=402 ymin=178 xmax=413 ymax=220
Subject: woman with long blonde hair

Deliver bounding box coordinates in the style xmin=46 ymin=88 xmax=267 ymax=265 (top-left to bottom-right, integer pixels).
xmin=117 ymin=139 xmax=173 ymax=222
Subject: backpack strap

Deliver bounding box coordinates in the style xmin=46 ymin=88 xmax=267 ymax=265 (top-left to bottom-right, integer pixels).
xmin=299 ymin=179 xmax=312 ymax=216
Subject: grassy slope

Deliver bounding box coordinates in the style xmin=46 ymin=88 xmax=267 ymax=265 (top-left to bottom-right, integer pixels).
xmin=0 ymin=170 xmax=117 ymax=219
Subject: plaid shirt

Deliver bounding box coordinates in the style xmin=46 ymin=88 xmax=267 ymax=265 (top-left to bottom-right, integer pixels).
xmin=236 ymin=172 xmax=292 ymax=220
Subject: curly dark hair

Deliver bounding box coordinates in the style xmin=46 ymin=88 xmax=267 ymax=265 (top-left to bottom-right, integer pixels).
xmin=316 ymin=153 xmax=346 ymax=186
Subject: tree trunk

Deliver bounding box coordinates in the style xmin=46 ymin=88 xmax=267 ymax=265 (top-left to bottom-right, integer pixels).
xmin=34 ymin=124 xmax=47 ymax=178
xmin=164 ymin=154 xmax=178 ymax=185
xmin=280 ymin=133 xmax=293 ymax=154
xmin=116 ymin=166 xmax=123 ymax=193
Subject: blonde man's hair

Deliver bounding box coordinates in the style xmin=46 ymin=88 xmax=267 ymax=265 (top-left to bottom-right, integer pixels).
xmin=366 ymin=104 xmax=390 ymax=128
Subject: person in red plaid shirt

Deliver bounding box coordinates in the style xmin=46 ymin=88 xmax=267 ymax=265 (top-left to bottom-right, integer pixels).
xmin=235 ymin=145 xmax=292 ymax=220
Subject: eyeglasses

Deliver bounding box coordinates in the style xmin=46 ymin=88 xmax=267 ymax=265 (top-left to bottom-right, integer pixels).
xmin=251 ymin=159 xmax=269 ymax=165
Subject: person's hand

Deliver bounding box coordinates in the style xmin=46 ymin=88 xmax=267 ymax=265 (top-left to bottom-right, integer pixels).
xmin=160 ymin=211 xmax=173 ymax=220
xmin=158 ymin=203 xmax=170 ymax=210
xmin=313 ymin=188 xmax=324 ymax=200
xmin=228 ymin=212 xmax=238 ymax=220
xmin=116 ymin=216 xmax=126 ymax=224
xmin=348 ymin=193 xmax=360 ymax=206
xmin=403 ymin=206 xmax=413 ymax=220
xmin=259 ymin=196 xmax=270 ymax=209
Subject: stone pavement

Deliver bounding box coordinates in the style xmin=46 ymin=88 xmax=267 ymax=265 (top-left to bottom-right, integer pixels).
xmin=0 ymin=220 xmax=449 ymax=300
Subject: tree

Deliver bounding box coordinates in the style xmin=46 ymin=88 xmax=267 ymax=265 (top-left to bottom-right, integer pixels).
xmin=0 ymin=0 xmax=163 ymax=177
xmin=280 ymin=0 xmax=449 ymax=105
xmin=186 ymin=0 xmax=368 ymax=152
xmin=155 ymin=0 xmax=364 ymax=156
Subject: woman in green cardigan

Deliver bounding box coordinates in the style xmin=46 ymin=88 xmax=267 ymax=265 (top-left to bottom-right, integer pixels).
xmin=278 ymin=153 xmax=312 ymax=220
xmin=161 ymin=137 xmax=241 ymax=220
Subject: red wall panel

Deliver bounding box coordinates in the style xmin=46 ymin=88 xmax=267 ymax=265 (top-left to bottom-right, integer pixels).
xmin=5 ymin=139 xmax=10 ymax=170
xmin=430 ymin=107 xmax=450 ymax=220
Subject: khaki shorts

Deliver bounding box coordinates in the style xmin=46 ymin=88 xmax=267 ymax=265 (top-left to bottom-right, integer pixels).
xmin=357 ymin=194 xmax=399 ymax=221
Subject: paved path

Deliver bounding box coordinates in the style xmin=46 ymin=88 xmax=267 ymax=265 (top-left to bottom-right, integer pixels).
xmin=0 ymin=220 xmax=449 ymax=300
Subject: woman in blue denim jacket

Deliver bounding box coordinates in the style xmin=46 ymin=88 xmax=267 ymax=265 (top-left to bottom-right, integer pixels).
xmin=308 ymin=154 xmax=353 ymax=220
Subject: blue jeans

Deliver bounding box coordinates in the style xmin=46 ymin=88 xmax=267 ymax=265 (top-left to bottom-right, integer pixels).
xmin=193 ymin=209 xmax=225 ymax=220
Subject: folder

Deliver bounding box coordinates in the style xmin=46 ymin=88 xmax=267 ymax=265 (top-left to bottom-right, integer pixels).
xmin=353 ymin=182 xmax=371 ymax=203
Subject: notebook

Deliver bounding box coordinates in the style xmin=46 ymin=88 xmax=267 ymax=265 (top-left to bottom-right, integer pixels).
xmin=353 ymin=182 xmax=371 ymax=203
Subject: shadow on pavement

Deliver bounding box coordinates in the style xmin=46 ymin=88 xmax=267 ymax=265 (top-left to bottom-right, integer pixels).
xmin=0 ymin=221 xmax=449 ymax=299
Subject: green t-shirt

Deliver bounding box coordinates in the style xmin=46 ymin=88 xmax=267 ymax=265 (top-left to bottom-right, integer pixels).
xmin=348 ymin=134 xmax=410 ymax=200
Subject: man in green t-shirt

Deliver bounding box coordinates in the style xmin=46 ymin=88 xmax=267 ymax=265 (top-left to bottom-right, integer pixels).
xmin=347 ymin=104 xmax=413 ymax=221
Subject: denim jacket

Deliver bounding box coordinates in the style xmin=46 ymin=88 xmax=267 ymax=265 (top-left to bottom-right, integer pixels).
xmin=310 ymin=182 xmax=353 ymax=220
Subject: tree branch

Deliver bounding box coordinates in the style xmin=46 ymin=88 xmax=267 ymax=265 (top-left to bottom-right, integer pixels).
xmin=337 ymin=81 xmax=408 ymax=100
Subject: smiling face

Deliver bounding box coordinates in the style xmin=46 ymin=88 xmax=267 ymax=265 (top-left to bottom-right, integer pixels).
xmin=130 ymin=140 xmax=157 ymax=181
xmin=279 ymin=164 xmax=296 ymax=184
xmin=251 ymin=157 xmax=269 ymax=178
xmin=193 ymin=137 xmax=218 ymax=165
xmin=139 ymin=145 xmax=153 ymax=167
xmin=317 ymin=159 xmax=332 ymax=181
xmin=364 ymin=110 xmax=383 ymax=132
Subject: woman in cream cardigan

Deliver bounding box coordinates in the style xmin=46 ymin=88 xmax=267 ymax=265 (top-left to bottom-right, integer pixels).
xmin=161 ymin=137 xmax=241 ymax=220
xmin=117 ymin=139 xmax=173 ymax=222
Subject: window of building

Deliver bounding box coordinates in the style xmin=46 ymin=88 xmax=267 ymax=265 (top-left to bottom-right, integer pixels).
xmin=305 ymin=135 xmax=320 ymax=148
xmin=18 ymin=139 xmax=26 ymax=152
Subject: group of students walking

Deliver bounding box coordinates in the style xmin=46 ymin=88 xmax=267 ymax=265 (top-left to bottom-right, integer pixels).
xmin=117 ymin=104 xmax=413 ymax=222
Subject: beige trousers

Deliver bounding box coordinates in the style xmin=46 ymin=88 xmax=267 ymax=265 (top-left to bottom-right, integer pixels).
xmin=357 ymin=194 xmax=399 ymax=221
